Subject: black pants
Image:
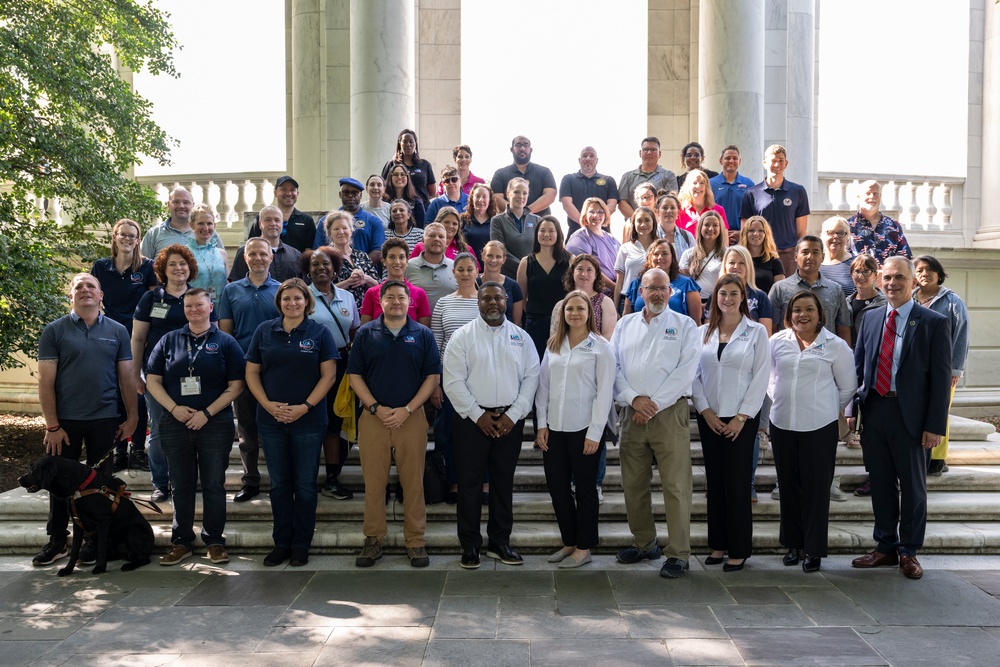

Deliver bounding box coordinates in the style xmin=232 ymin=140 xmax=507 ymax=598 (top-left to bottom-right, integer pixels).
xmin=543 ymin=429 xmax=601 ymax=550
xmin=699 ymin=413 xmax=758 ymax=559
xmin=861 ymin=393 xmax=928 ymax=556
xmin=47 ymin=418 xmax=118 ymax=540
xmin=114 ymin=391 xmax=147 ymax=455
xmin=453 ymin=414 xmax=523 ymax=549
xmin=234 ymin=389 xmax=261 ymax=486
xmin=522 ymin=316 xmax=551 ymax=367
xmin=770 ymin=421 xmax=838 ymax=557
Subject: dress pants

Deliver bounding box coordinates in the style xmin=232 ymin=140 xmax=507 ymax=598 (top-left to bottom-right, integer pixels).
xmin=543 ymin=428 xmax=601 ymax=550
xmin=234 ymin=389 xmax=261 ymax=486
xmin=618 ymin=398 xmax=692 ymax=560
xmin=698 ymin=413 xmax=758 ymax=560
xmin=358 ymin=409 xmax=428 ymax=547
xmin=46 ymin=418 xmax=117 ymax=539
xmin=861 ymin=393 xmax=928 ymax=556
xmin=930 ymin=384 xmax=956 ymax=461
xmin=770 ymin=421 xmax=838 ymax=557
xmin=453 ymin=414 xmax=524 ymax=549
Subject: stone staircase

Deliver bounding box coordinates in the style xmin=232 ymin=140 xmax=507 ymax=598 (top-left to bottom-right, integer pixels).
xmin=2 ymin=414 xmax=999 ymax=557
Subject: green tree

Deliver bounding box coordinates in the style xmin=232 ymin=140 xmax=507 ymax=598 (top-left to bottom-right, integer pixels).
xmin=0 ymin=0 xmax=178 ymax=370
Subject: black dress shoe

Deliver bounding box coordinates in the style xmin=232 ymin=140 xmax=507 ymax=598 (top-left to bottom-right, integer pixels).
xmin=723 ymin=558 xmax=748 ymax=572
xmin=802 ymin=555 xmax=822 ymax=572
xmin=782 ymin=548 xmax=801 ymax=566
xmin=460 ymin=547 xmax=481 ymax=569
xmin=263 ymin=547 xmax=291 ymax=567
xmin=704 ymin=555 xmax=725 ymax=565
xmin=445 ymin=490 xmax=458 ymax=504
xmin=289 ymin=549 xmax=309 ymax=567
xmin=485 ymin=543 xmax=523 ymax=565
xmin=234 ymin=485 xmax=259 ymax=503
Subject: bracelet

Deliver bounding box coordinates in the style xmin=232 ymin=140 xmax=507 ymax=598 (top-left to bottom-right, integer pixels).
xmin=303 ymin=400 xmax=314 ymax=410
xmin=169 ymin=405 xmax=178 ymax=414
xmin=46 ymin=424 xmax=61 ymax=433
xmin=404 ymin=405 xmax=412 ymax=414
xmin=202 ymin=409 xmax=212 ymax=419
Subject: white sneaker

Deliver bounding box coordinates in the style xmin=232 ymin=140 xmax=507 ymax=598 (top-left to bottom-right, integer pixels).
xmin=770 ymin=485 xmax=780 ymax=500
xmin=830 ymin=484 xmax=848 ymax=502
xmin=596 ymin=485 xmax=604 ymax=504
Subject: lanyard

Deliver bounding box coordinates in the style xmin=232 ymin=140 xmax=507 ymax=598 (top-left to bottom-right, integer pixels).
xmin=186 ymin=333 xmax=210 ymax=376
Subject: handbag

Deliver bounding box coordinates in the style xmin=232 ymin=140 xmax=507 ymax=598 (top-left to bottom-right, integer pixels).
xmin=333 ymin=372 xmax=357 ymax=443
xmin=317 ymin=290 xmax=352 ymax=354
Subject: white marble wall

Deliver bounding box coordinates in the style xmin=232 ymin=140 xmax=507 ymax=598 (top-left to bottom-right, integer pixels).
xmin=785 ymin=0 xmax=815 ymax=198
xmin=416 ymin=0 xmax=461 ymax=175
xmin=648 ymin=0 xmax=693 ymax=162
xmin=291 ymin=0 xmax=325 ymax=210
xmin=351 ymin=0 xmax=415 ymax=182
xmin=974 ymin=0 xmax=999 ymax=247
xmin=698 ymin=0 xmax=764 ymax=176
xmin=326 ymin=0 xmax=351 ymax=191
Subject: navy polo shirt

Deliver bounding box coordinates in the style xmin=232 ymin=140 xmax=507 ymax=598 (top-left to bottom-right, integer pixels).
xmin=424 ymin=191 xmax=469 ymax=224
xmin=248 ymin=208 xmax=317 ymax=254
xmin=739 ymin=179 xmax=811 ymax=250
xmin=710 ymin=173 xmax=755 ymax=232
xmin=490 ymin=162 xmax=558 ymax=216
xmin=91 ymin=257 xmax=157 ymax=333
xmin=146 ymin=324 xmax=245 ymax=414
xmin=313 ymin=208 xmax=386 ymax=254
xmin=346 ymin=316 xmax=441 ymax=408
xmin=134 ymin=286 xmax=218 ymax=370
xmin=558 ymin=171 xmax=619 ymax=225
xmin=218 ymin=277 xmax=281 ymax=352
xmin=245 ymin=317 xmax=339 ymax=430
xmin=38 ymin=313 xmax=131 ymax=421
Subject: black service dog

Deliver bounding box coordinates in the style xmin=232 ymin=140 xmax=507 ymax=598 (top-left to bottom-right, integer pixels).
xmin=19 ymin=456 xmax=156 ymax=575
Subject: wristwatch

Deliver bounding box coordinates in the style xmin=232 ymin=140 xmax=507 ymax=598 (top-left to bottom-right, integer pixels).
xmin=736 ymin=414 xmax=747 ymax=423
xmin=369 ymin=402 xmax=380 ymax=415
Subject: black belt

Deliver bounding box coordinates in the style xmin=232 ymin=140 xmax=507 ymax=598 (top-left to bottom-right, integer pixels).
xmin=880 ymin=391 xmax=898 ymax=398
xmin=479 ymin=405 xmax=511 ymax=415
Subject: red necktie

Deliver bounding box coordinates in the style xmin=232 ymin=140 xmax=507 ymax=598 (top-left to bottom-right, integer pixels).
xmin=875 ymin=309 xmax=898 ymax=396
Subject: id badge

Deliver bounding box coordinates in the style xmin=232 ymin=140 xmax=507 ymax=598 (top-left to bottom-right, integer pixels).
xmin=151 ymin=303 xmax=170 ymax=319
xmin=180 ymin=376 xmax=202 ymax=396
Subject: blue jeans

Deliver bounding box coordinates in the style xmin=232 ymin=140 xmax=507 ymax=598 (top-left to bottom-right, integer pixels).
xmin=144 ymin=389 xmax=170 ymax=490
xmin=258 ymin=421 xmax=325 ymax=551
xmin=159 ymin=410 xmax=233 ymax=547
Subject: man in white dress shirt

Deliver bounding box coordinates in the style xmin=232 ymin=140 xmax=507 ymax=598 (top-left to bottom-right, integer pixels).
xmin=610 ymin=268 xmax=700 ymax=578
xmin=443 ymin=283 xmax=540 ymax=569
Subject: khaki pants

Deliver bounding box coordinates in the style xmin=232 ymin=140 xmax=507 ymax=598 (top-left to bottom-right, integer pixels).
xmin=619 ymin=398 xmax=692 ymax=560
xmin=358 ymin=410 xmax=428 ymax=547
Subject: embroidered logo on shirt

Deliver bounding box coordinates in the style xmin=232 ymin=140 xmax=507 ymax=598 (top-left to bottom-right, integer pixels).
xmin=340 ymin=308 xmax=350 ymax=316
xmin=783 ymin=198 xmax=792 ymax=206
xmin=665 ymin=328 xmax=677 ymax=336
xmin=130 ymin=272 xmax=145 ymax=284
xmin=596 ymin=178 xmax=606 ymax=186
xmin=299 ymin=339 xmax=316 ymax=352
xmin=403 ymin=335 xmax=416 ymax=343
xmin=586 ymin=340 xmax=594 ymax=348
xmin=355 ymin=220 xmax=366 ymax=229
xmin=205 ymin=343 xmax=220 ymax=353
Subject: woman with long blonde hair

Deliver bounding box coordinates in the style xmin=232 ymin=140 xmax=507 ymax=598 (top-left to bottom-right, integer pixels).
xmin=739 ymin=215 xmax=785 ymax=294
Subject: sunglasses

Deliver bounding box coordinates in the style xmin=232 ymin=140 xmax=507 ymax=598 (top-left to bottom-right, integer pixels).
xmin=443 ymin=176 xmax=460 ymax=184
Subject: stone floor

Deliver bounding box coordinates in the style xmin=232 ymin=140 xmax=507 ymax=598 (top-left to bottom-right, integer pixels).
xmin=1 ymin=554 xmax=999 ymax=666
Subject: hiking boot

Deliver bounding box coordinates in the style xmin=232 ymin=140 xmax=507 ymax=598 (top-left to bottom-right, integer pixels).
xmin=407 ymin=546 xmax=430 ymax=568
xmin=355 ymin=537 xmax=383 ymax=567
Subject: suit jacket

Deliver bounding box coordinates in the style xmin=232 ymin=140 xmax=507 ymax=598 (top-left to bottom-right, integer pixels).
xmin=854 ymin=301 xmax=952 ymax=439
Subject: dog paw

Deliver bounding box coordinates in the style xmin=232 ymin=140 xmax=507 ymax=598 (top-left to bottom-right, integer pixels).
xmin=57 ymin=567 xmax=73 ymax=577
xmin=91 ymin=565 xmax=107 ymax=575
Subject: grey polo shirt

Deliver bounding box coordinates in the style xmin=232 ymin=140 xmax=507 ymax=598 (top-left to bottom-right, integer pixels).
xmin=141 ymin=219 xmax=225 ymax=259
xmin=405 ymin=253 xmax=457 ymax=314
xmin=617 ymin=165 xmax=679 ymax=209
xmin=768 ymin=271 xmax=851 ymax=334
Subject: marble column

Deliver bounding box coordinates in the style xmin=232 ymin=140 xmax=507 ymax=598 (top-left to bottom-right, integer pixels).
xmin=785 ymin=0 xmax=816 ymax=200
xmin=975 ymin=0 xmax=1000 ymax=246
xmin=290 ymin=0 xmax=323 ymax=210
xmin=350 ymin=0 xmax=414 ymax=182
xmin=698 ymin=0 xmax=765 ymax=174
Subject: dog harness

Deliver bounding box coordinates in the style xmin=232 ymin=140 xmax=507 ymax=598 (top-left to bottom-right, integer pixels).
xmin=68 ymin=470 xmax=161 ymax=529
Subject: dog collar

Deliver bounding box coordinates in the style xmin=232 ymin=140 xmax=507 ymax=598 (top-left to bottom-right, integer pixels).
xmin=78 ymin=469 xmax=97 ymax=491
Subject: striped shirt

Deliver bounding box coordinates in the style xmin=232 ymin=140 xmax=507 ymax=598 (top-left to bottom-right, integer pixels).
xmin=432 ymin=293 xmax=481 ymax=357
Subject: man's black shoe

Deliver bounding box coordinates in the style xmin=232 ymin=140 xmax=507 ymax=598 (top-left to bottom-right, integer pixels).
xmin=79 ymin=539 xmax=97 ymax=565
xmin=616 ymin=543 xmax=663 ymax=564
xmin=485 ymin=543 xmax=523 ymax=565
xmin=460 ymin=547 xmax=481 ymax=569
xmin=234 ymin=485 xmax=259 ymax=503
xmin=659 ymin=557 xmax=690 ymax=578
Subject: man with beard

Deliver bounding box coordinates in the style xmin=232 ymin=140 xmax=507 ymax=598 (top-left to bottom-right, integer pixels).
xmin=247 ymin=176 xmax=316 ymax=253
xmin=142 ymin=187 xmax=225 ymax=258
xmin=228 ymin=205 xmax=303 ymax=282
xmin=611 ymin=268 xmax=699 ymax=578
xmin=490 ymin=136 xmax=557 ymax=216
xmin=443 ymin=283 xmax=540 ymax=568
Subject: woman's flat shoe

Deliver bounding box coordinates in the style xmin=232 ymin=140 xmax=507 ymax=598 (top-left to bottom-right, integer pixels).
xmin=723 ymin=558 xmax=748 ymax=572
xmin=548 ymin=548 xmax=574 ymax=563
xmin=782 ymin=548 xmax=802 ymax=566
xmin=558 ymin=553 xmax=592 ymax=569
xmin=802 ymin=555 xmax=822 ymax=572
xmin=704 ymin=555 xmax=725 ymax=565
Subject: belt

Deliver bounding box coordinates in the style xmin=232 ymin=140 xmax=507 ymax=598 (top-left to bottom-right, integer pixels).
xmin=479 ymin=405 xmax=511 ymax=415
xmin=882 ymin=391 xmax=897 ymax=398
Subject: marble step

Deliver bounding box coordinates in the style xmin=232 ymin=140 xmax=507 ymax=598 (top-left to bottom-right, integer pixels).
xmin=2 ymin=519 xmax=998 ymax=556
xmin=5 ymin=486 xmax=1000 ymax=524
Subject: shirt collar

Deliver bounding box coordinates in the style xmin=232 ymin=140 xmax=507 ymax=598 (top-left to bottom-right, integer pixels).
xmin=182 ymin=323 xmax=218 ymax=337
xmin=70 ymin=311 xmax=103 ymax=325
xmin=890 ymin=298 xmax=915 ymax=322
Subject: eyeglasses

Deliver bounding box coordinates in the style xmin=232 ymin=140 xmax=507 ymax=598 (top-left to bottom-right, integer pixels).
xmin=513 ymin=142 xmax=531 ymax=149
xmin=640 ymin=147 xmax=659 ymax=153
xmin=824 ymin=230 xmax=848 ymax=238
xmin=443 ymin=176 xmax=460 ymax=184
xmin=852 ymin=269 xmax=874 ymax=277
xmin=115 ymin=233 xmax=138 ymax=241
xmin=642 ymin=285 xmax=670 ymax=293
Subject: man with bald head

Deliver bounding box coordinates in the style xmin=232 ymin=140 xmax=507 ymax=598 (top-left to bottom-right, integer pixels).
xmin=611 ymin=267 xmax=700 ymax=579
xmin=491 ymin=136 xmax=557 ymax=216
xmin=559 ymin=146 xmax=619 ymax=234
xmin=228 ymin=204 xmax=303 ymax=282
xmin=141 ymin=187 xmax=225 ymax=258
xmin=847 ymin=180 xmax=912 ymax=266
xmin=851 ymin=256 xmax=951 ymax=580
xmin=405 ymin=222 xmax=457 ymax=313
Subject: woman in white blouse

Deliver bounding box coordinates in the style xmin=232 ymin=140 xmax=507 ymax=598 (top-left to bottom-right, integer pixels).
xmin=680 ymin=210 xmax=727 ymax=304
xmin=613 ymin=206 xmax=657 ymax=311
xmin=692 ymin=274 xmax=769 ymax=572
xmin=535 ymin=290 xmax=616 ymax=569
xmin=768 ymin=291 xmax=857 ymax=573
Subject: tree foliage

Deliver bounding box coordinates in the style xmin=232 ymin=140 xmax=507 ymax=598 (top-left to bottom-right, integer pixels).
xmin=0 ymin=0 xmax=178 ymax=370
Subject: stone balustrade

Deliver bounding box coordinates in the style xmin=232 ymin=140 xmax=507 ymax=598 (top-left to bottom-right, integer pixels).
xmin=135 ymin=171 xmax=284 ymax=228
xmin=817 ymin=172 xmax=964 ymax=232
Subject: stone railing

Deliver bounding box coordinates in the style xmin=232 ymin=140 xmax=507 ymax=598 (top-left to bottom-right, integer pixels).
xmin=817 ymin=172 xmax=964 ymax=233
xmin=135 ymin=171 xmax=284 ymax=228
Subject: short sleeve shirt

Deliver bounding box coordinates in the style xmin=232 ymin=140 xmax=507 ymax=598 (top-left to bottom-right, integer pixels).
xmin=346 ymin=316 xmax=441 ymax=407
xmin=218 ymin=277 xmax=281 ymax=351
xmin=134 ymin=286 xmax=218 ymax=370
xmin=559 ymin=172 xmax=619 ymax=224
xmin=146 ymin=324 xmax=245 ymax=414
xmin=90 ymin=257 xmax=157 ymax=333
xmin=491 ymin=163 xmax=558 ymax=216
xmin=739 ymin=179 xmax=810 ymax=250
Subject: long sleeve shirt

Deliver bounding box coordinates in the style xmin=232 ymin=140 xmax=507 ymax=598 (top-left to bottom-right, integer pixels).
xmin=536 ymin=333 xmax=616 ymax=442
xmin=768 ymin=328 xmax=857 ymax=431
xmin=691 ymin=317 xmax=770 ymax=419
xmin=442 ymin=316 xmax=540 ymax=423
xmin=610 ymin=308 xmax=700 ymax=411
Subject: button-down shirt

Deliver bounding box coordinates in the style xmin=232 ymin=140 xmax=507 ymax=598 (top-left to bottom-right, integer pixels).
xmin=565 ymin=228 xmax=621 ymax=280
xmin=536 ymin=333 xmax=616 ymax=442
xmin=610 ymin=308 xmax=700 ymax=411
xmin=881 ymin=299 xmax=914 ymax=392
xmin=767 ymin=328 xmax=857 ymax=431
xmin=691 ymin=317 xmax=770 ymax=419
xmin=847 ymin=211 xmax=913 ymax=265
xmin=442 ymin=317 xmax=540 ymax=424
xmin=309 ymin=284 xmax=360 ymax=350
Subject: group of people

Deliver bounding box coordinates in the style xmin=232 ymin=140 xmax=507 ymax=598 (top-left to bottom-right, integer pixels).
xmin=31 ymin=130 xmax=967 ymax=580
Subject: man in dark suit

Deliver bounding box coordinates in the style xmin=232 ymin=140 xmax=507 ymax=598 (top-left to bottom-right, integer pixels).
xmin=851 ymin=256 xmax=951 ymax=579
